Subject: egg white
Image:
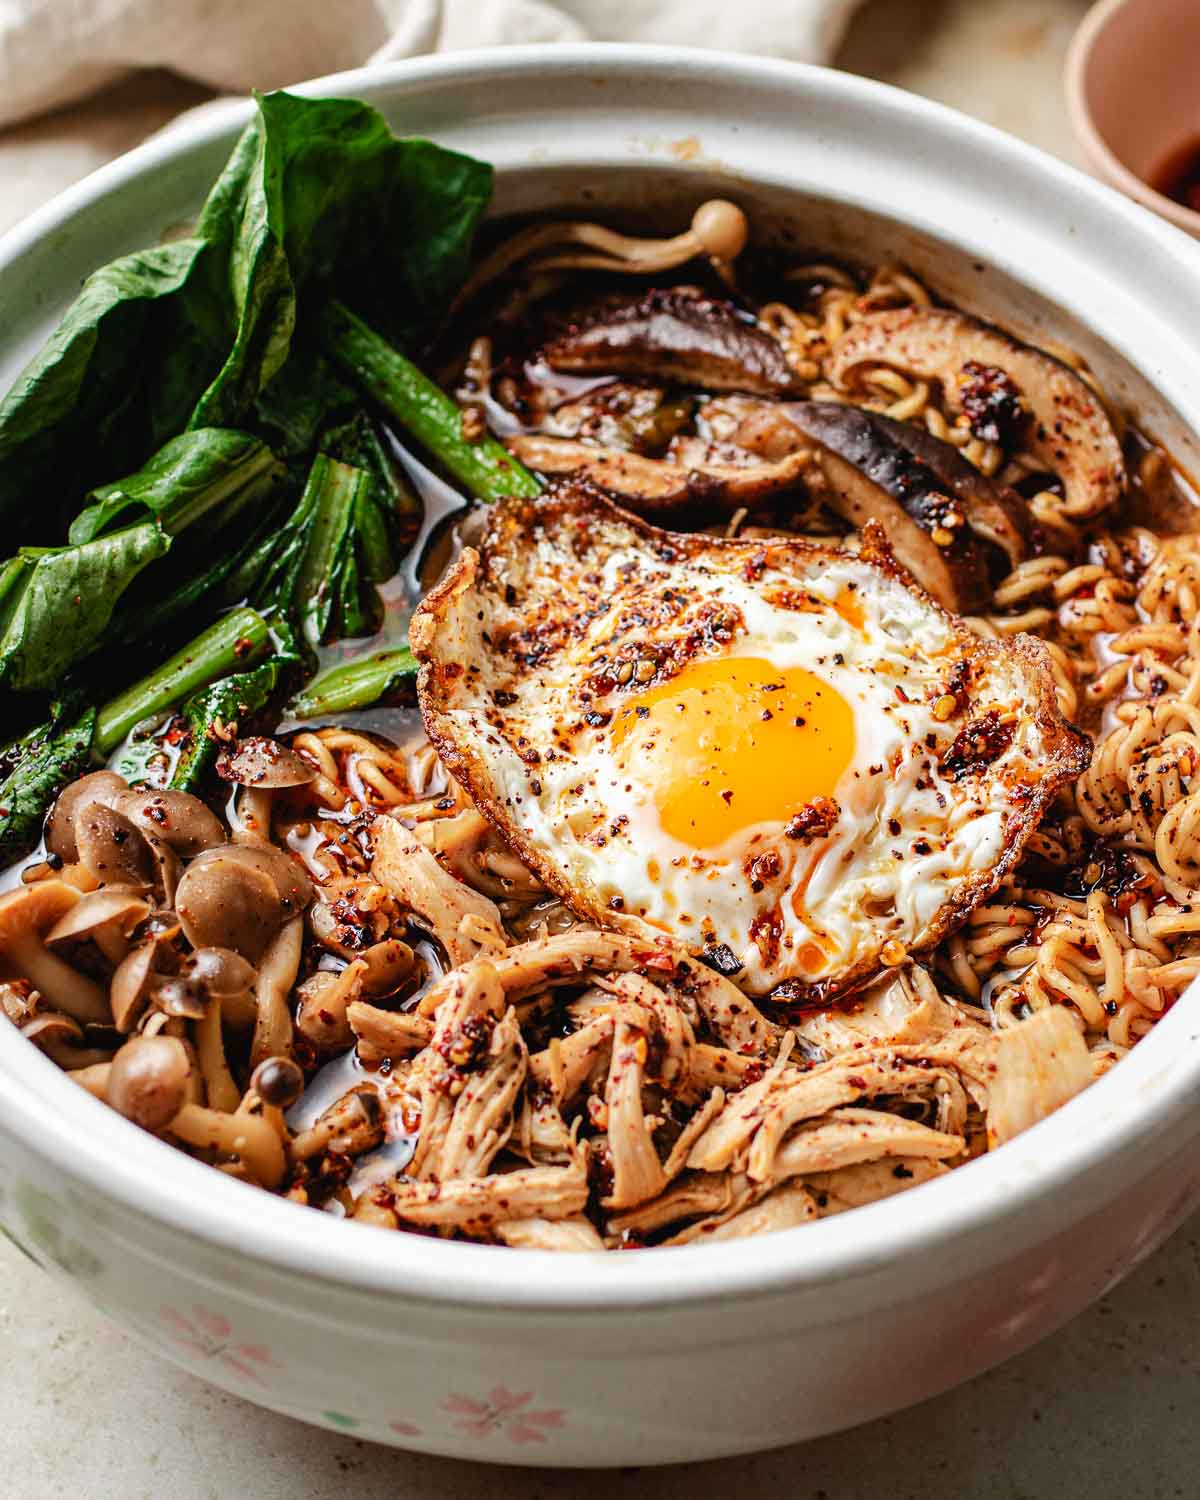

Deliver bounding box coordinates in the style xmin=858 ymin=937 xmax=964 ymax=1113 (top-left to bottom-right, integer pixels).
xmin=413 ymin=494 xmax=1083 ymax=997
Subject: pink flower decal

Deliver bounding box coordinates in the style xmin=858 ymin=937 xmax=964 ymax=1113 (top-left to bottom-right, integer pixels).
xmin=159 ymin=1305 xmax=273 ymax=1382
xmin=441 ymin=1385 xmax=566 ymax=1444
xmin=389 ymin=1419 xmax=423 ymax=1438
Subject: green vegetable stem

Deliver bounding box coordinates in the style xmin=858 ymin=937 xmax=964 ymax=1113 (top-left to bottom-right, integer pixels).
xmin=289 ymin=646 xmax=417 ymax=720
xmin=317 ymin=301 xmax=541 ymax=502
xmin=95 ymin=607 xmax=271 ymax=754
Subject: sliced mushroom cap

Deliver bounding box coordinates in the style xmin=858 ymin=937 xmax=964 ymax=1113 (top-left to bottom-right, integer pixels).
xmin=175 ymin=854 xmax=283 ymax=963
xmin=0 ymin=880 xmax=108 ymax=1023
xmin=44 ymin=886 xmax=151 ymax=966
xmin=543 ymin=289 xmax=802 ymax=397
xmin=215 ymin=736 xmax=317 ymax=789
xmin=870 ymin=409 xmax=1033 ymax=568
xmin=782 ymin=401 xmax=994 ymax=612
xmin=44 ymin=770 xmax=127 ymax=864
xmin=506 ymin=434 xmax=810 ymax=517
xmin=825 ymin=306 xmax=1125 ymax=519
xmin=107 ymin=1034 xmax=190 ymax=1132
xmin=110 ymin=787 xmax=225 ymax=857
xmin=190 ymin=842 xmax=313 ymax=916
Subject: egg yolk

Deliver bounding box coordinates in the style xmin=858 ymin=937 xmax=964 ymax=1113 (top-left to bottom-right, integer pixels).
xmin=610 ymin=656 xmax=855 ymax=849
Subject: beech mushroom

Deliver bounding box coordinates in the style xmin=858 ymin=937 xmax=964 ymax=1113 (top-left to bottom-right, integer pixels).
xmin=108 ymin=1034 xmax=191 ymax=1132
xmin=290 ymin=1086 xmax=384 ymax=1163
xmin=181 ymin=946 xmax=258 ymax=1031
xmin=251 ymin=1056 xmax=304 ymax=1110
xmin=175 ymin=852 xmax=283 ymax=963
xmin=451 ymin=199 xmax=750 ymax=313
xmin=0 ymin=882 xmax=108 ymax=1024
xmin=216 ymin=736 xmax=317 ymax=789
xmin=44 ymin=887 xmax=151 ymax=967
xmin=542 ymin=289 xmax=802 ymax=396
xmin=75 ymin=803 xmax=159 ymax=889
xmin=110 ymin=788 xmax=225 ymax=857
xmin=109 ymin=943 xmax=160 ymax=1032
xmin=825 ymin=306 xmax=1125 ymax=519
xmin=44 ymin=770 xmax=127 ymax=864
xmin=250 ymin=916 xmax=303 ymax=1068
xmin=188 ymin=842 xmax=312 ymax=917
xmin=106 ymin=1033 xmax=286 ymax=1186
xmin=194 ymin=996 xmax=240 ymax=1114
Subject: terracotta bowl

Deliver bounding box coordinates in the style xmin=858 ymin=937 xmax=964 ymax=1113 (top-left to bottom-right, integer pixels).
xmin=3 ymin=45 xmax=1200 ymax=1469
xmin=1066 ymin=0 xmax=1200 ymax=236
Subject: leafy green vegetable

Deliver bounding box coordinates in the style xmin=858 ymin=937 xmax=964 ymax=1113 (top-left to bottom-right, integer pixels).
xmin=96 ymin=606 xmax=271 ymax=754
xmin=0 ymin=89 xmax=504 ymax=859
xmin=168 ymin=660 xmax=282 ymax=792
xmin=0 ymin=429 xmax=284 ymax=693
xmin=0 ymin=522 xmax=170 ymax=692
xmin=69 ymin=429 xmax=282 ymax=544
xmin=231 ymin=452 xmax=386 ymax=652
xmin=0 ymin=90 xmax=491 ymax=547
xmin=0 ymin=706 xmax=96 ymax=858
xmin=317 ymin=300 xmax=541 ymax=501
xmin=189 ymin=90 xmax=493 ymax=429
xmin=0 ymin=239 xmax=224 ymax=541
xmin=289 ymin=646 xmax=417 ymax=720
xmin=254 ymin=349 xmax=357 ymax=460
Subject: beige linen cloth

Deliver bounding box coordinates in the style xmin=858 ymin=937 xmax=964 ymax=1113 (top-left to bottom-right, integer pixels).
xmin=0 ymin=0 xmax=860 ymax=231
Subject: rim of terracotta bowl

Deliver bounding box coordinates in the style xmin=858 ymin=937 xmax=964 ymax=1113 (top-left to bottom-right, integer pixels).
xmin=1065 ymin=0 xmax=1200 ymax=235
xmin=3 ymin=44 xmax=1200 ymax=1315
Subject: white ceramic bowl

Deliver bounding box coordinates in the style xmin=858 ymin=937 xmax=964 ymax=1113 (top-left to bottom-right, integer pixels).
xmin=3 ymin=45 xmax=1200 ymax=1469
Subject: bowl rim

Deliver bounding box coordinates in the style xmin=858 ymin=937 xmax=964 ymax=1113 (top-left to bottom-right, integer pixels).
xmin=3 ymin=41 xmax=1200 ymax=1313
xmin=1064 ymin=0 xmax=1200 ymax=235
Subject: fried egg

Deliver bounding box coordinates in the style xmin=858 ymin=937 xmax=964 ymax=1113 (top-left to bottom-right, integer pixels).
xmin=411 ymin=487 xmax=1088 ymax=998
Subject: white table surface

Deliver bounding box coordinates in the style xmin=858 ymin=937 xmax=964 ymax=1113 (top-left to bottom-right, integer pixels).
xmin=5 ymin=1 xmax=1192 ymax=1493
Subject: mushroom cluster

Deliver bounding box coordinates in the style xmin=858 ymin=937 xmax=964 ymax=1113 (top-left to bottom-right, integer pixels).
xmin=0 ymin=752 xmax=339 ymax=1188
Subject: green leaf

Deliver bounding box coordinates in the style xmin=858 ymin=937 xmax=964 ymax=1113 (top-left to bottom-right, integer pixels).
xmin=189 ymin=90 xmax=492 ymax=430
xmin=0 ymin=522 xmax=171 ymax=692
xmin=250 ymin=91 xmax=492 ymax=345
xmin=168 ymin=659 xmax=281 ymax=792
xmin=0 ymin=239 xmax=224 ymax=540
xmin=70 ymin=429 xmax=283 ymax=543
xmin=254 ymin=349 xmax=357 ymax=460
xmin=0 ymin=707 xmax=97 ymax=859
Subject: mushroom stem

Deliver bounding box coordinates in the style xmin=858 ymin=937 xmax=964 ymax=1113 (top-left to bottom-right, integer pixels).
xmin=250 ymin=916 xmax=302 ymax=1069
xmin=195 ymin=997 xmax=240 ymax=1114
xmin=8 ymin=933 xmax=108 ymax=1024
xmin=450 ymin=200 xmax=750 ymax=314
xmin=233 ymin=786 xmax=274 ymax=843
xmin=169 ymin=1103 xmax=286 ymax=1189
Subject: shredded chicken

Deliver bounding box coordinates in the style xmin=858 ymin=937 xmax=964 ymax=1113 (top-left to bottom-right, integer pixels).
xmin=372 ymin=816 xmax=507 ymax=967
xmin=986 ymin=1005 xmax=1093 ymax=1147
